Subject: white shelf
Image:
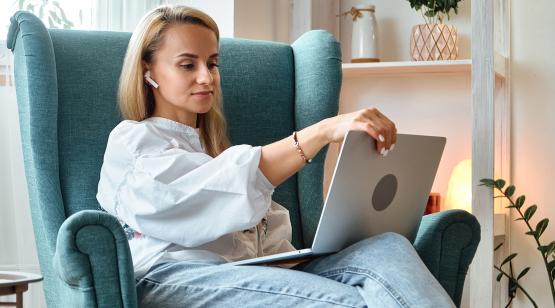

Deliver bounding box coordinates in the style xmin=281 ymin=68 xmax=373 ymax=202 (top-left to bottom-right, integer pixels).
xmin=342 ymin=58 xmax=507 ymax=79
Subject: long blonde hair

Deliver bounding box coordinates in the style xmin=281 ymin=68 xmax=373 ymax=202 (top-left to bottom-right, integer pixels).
xmin=118 ymin=5 xmax=231 ymax=157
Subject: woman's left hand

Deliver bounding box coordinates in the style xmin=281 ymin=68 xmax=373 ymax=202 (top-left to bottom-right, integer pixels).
xmin=321 ymin=107 xmax=397 ymax=156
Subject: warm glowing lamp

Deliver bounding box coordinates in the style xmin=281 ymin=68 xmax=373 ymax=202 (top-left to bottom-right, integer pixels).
xmin=445 ymin=159 xmax=472 ymax=213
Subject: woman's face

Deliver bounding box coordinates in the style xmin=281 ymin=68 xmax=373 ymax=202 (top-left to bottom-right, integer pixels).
xmin=146 ymin=23 xmax=219 ymax=126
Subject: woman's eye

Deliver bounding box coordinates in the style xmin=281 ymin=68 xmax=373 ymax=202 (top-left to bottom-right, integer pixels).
xmin=208 ymin=63 xmax=219 ymax=70
xmin=180 ymin=64 xmax=194 ymax=70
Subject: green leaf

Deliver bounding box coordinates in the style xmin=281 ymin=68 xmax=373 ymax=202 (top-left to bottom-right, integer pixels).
xmin=515 ymin=195 xmax=526 ymax=209
xmin=480 ymin=179 xmax=495 ymax=188
xmin=526 ymin=230 xmax=537 ymax=238
xmin=538 ymin=241 xmax=555 ymax=256
xmin=496 ymin=272 xmax=503 ymax=282
xmin=505 ymin=185 xmax=516 ymax=197
xmin=501 ymin=253 xmax=518 ymax=267
xmin=524 ymin=205 xmax=537 ymax=222
xmin=515 ymin=217 xmax=524 ymax=221
xmin=548 ymin=260 xmax=555 ymax=280
xmin=495 ymin=179 xmax=506 ymax=189
xmin=424 ymin=10 xmax=436 ymax=18
xmin=536 ymin=218 xmax=549 ymax=239
xmin=517 ymin=267 xmax=531 ymax=280
xmin=494 ymin=242 xmax=504 ymax=251
xmin=546 ymin=241 xmax=555 ymax=254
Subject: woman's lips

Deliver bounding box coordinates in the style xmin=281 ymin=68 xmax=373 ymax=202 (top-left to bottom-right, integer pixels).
xmin=191 ymin=91 xmax=213 ymax=96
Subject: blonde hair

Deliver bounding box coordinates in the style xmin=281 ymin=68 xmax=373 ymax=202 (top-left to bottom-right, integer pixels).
xmin=118 ymin=5 xmax=231 ymax=157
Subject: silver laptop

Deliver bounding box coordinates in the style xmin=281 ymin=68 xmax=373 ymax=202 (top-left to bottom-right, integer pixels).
xmin=229 ymin=131 xmax=446 ymax=266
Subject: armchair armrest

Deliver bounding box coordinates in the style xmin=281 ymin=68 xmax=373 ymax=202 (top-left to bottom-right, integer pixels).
xmin=53 ymin=210 xmax=138 ymax=308
xmin=414 ymin=209 xmax=480 ymax=307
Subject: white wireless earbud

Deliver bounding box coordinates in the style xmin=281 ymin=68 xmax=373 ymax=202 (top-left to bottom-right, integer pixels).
xmin=144 ymin=70 xmax=159 ymax=88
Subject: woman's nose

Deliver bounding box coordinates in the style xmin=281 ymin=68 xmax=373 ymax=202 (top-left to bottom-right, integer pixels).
xmin=196 ymin=65 xmax=213 ymax=85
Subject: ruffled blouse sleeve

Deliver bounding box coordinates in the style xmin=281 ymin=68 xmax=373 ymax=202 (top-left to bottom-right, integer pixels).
xmin=97 ymin=120 xmax=275 ymax=247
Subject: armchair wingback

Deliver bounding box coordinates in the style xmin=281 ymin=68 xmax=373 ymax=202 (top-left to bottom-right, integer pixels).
xmin=7 ymin=11 xmax=479 ymax=308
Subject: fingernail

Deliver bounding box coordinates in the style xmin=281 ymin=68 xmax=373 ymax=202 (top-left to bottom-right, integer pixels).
xmin=383 ymin=150 xmax=389 ymax=157
xmin=380 ymin=147 xmax=385 ymax=155
xmin=378 ymin=134 xmax=385 ymax=142
xmin=390 ymin=144 xmax=395 ymax=151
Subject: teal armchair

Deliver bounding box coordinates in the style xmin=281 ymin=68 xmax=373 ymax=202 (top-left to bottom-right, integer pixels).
xmin=7 ymin=11 xmax=480 ymax=308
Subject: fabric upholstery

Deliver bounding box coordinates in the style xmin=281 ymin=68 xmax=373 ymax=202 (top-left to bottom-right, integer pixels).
xmin=8 ymin=11 xmax=479 ymax=308
xmin=414 ymin=209 xmax=481 ymax=306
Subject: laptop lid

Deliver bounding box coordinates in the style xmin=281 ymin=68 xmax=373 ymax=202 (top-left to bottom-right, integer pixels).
xmin=311 ymin=131 xmax=446 ymax=253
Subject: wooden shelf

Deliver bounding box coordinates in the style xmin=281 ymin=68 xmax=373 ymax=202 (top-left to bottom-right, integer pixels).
xmin=342 ymin=58 xmax=507 ymax=79
xmin=342 ymin=60 xmax=471 ymax=78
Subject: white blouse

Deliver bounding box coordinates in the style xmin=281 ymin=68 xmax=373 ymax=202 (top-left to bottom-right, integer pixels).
xmin=97 ymin=117 xmax=296 ymax=278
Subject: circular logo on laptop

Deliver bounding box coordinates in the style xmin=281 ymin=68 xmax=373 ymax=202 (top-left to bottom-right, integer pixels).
xmin=372 ymin=174 xmax=398 ymax=211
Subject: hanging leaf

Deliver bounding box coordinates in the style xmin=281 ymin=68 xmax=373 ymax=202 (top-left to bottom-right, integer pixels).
xmin=505 ymin=185 xmax=516 ymax=197
xmin=536 ymin=218 xmax=549 ymax=239
xmin=548 ymin=260 xmax=555 ymax=280
xmin=525 ymin=230 xmax=537 ymax=238
xmin=480 ymin=179 xmax=495 ymax=187
xmin=495 ymin=179 xmax=506 ymax=189
xmin=495 ymin=242 xmax=504 ymax=251
xmin=501 ymin=253 xmax=518 ymax=267
xmin=524 ymin=205 xmax=537 ymax=222
xmin=517 ymin=267 xmax=531 ymax=280
xmin=515 ymin=195 xmax=526 ymax=209
xmin=538 ymin=241 xmax=555 ymax=256
xmin=496 ymin=272 xmax=503 ymax=282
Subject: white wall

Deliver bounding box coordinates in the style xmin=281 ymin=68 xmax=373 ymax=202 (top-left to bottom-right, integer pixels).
xmin=234 ymin=0 xmax=276 ymax=41
xmin=510 ymin=0 xmax=555 ymax=306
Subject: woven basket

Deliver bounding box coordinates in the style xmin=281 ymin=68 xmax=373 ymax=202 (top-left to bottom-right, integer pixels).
xmin=410 ymin=23 xmax=458 ymax=61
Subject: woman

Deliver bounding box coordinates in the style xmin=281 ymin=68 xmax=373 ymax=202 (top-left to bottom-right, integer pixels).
xmin=97 ymin=5 xmax=455 ymax=307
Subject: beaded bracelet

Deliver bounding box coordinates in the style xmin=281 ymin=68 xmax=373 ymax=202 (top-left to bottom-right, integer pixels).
xmin=292 ymin=131 xmax=312 ymax=164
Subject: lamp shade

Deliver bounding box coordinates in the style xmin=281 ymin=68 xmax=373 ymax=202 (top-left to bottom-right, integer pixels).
xmin=445 ymin=159 xmax=472 ymax=213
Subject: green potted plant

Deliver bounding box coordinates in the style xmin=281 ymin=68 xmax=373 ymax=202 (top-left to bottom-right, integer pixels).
xmin=406 ymin=0 xmax=464 ymax=61
xmin=480 ymin=178 xmax=555 ymax=307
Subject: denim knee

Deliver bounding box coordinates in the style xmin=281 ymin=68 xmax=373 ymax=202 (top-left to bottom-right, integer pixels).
xmin=357 ymin=232 xmax=411 ymax=250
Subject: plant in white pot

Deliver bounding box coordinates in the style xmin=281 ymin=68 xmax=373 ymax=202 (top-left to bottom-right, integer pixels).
xmin=407 ymin=0 xmax=464 ymax=61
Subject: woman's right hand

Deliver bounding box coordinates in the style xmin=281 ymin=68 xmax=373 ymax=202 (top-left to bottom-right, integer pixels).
xmin=322 ymin=107 xmax=397 ymax=156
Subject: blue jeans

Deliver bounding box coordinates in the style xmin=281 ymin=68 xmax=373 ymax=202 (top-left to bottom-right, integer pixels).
xmin=136 ymin=232 xmax=455 ymax=307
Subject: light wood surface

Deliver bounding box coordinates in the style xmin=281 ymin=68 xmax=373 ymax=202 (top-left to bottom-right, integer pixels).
xmin=470 ymin=0 xmax=495 ymax=306
xmin=0 ymin=271 xmax=42 ymax=308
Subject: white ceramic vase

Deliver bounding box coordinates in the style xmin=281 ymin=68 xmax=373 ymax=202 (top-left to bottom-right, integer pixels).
xmin=351 ymin=4 xmax=379 ymax=62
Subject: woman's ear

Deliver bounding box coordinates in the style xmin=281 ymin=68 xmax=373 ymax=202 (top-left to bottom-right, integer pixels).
xmin=141 ymin=61 xmax=149 ymax=73
xmin=142 ymin=61 xmax=159 ymax=89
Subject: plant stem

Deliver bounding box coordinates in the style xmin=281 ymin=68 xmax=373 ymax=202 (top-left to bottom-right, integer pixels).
xmin=494 ymin=265 xmax=538 ymax=307
xmin=497 ymin=187 xmax=555 ymax=306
